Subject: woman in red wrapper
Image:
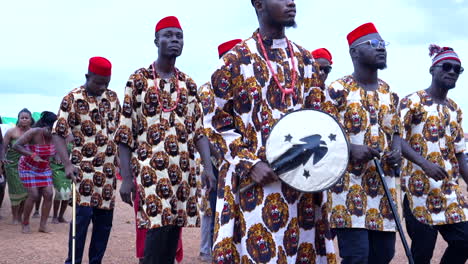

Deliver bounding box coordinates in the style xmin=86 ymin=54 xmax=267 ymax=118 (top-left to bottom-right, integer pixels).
xmin=13 ymin=111 xmax=57 ymax=233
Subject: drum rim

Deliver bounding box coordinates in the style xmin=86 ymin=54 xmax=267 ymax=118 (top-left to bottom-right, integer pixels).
xmin=265 ymin=108 xmax=350 ymax=193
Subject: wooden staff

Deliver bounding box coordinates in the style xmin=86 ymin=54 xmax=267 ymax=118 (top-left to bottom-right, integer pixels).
xmin=373 ymin=157 xmax=414 ymax=264
xmin=72 ymin=181 xmax=76 ymax=263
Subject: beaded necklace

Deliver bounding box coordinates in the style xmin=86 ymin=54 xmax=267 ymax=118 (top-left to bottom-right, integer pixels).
xmin=256 ymin=32 xmax=297 ymax=103
xmin=152 ymin=62 xmax=181 ymax=112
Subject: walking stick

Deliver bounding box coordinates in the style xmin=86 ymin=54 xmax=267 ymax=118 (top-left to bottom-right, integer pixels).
xmin=373 ymin=157 xmax=414 ymax=264
xmin=72 ymin=181 xmax=76 ymax=264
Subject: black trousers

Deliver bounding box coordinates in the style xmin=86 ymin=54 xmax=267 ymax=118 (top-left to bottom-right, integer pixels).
xmin=65 ymin=206 xmax=114 ymax=264
xmin=143 ymin=225 xmax=181 ymax=264
xmin=334 ymin=228 xmax=396 ymax=264
xmin=403 ymin=195 xmax=468 ymax=264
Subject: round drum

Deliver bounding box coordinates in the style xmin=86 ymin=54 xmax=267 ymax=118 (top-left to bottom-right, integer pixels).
xmin=265 ymin=109 xmax=349 ymax=192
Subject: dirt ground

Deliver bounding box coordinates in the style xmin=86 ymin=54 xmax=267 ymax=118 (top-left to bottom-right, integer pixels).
xmin=0 ymin=181 xmax=464 ymax=264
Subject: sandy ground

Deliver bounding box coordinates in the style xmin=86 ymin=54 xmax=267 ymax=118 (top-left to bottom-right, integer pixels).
xmin=0 ymin=181 xmax=465 ymax=264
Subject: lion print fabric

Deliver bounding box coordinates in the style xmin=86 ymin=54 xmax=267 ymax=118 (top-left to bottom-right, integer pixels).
xmin=400 ymin=90 xmax=467 ymax=225
xmin=53 ymin=87 xmax=121 ymax=210
xmin=114 ymin=65 xmax=204 ymax=229
xmin=323 ymin=75 xmax=401 ymax=231
xmin=205 ymin=31 xmax=336 ymax=264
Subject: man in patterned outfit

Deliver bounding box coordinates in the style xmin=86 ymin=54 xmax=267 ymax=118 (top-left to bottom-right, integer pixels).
xmin=116 ymin=16 xmax=215 ymax=264
xmin=311 ymin=48 xmax=333 ymax=90
xmin=198 ymin=38 xmax=242 ymax=263
xmin=400 ymin=45 xmax=468 ymax=264
xmin=322 ymin=23 xmax=402 ymax=264
xmin=205 ymin=1 xmax=336 ymax=263
xmin=53 ymin=56 xmax=121 ymax=264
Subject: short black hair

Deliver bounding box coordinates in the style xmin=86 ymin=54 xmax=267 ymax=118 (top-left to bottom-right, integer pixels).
xmin=34 ymin=111 xmax=57 ymax=128
xmin=16 ymin=108 xmax=35 ymax=126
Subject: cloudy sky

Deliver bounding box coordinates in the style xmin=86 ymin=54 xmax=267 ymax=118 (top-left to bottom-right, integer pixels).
xmin=1 ymin=0 xmax=467 ymax=128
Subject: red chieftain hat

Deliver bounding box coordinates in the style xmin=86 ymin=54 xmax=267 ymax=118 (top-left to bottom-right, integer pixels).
xmin=311 ymin=48 xmax=333 ymax=65
xmin=155 ymin=16 xmax=182 ymax=32
xmin=218 ymin=39 xmax=242 ymax=58
xmin=347 ymin=22 xmax=378 ymax=46
xmin=88 ymin=57 xmax=111 ymax=76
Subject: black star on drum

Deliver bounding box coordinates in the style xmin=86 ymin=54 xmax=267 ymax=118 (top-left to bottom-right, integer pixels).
xmin=303 ymin=170 xmax=311 ymax=179
xmin=284 ymin=134 xmax=293 ymax=142
xmin=329 ymin=133 xmax=336 ymax=141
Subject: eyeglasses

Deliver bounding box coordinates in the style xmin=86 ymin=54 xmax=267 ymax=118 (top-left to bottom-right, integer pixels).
xmin=433 ymin=62 xmax=464 ymax=74
xmin=320 ymin=66 xmax=332 ymax=74
xmin=354 ymin=39 xmax=390 ymax=49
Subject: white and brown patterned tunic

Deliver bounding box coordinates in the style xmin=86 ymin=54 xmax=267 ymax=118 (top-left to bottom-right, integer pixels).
xmin=115 ymin=65 xmax=204 ymax=229
xmin=53 ymin=87 xmax=121 ymax=210
xmin=323 ymin=75 xmax=401 ymax=232
xmin=205 ymin=30 xmax=336 ymax=264
xmin=400 ymin=90 xmax=467 ymax=225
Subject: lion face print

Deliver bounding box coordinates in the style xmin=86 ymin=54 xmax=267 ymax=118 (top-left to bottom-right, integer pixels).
xmin=213 ymin=238 xmax=240 ymax=264
xmin=156 ymin=178 xmax=173 ymax=199
xmin=179 ymin=151 xmax=190 ymax=172
xmin=261 ymin=193 xmax=289 ymax=232
xmin=176 ymin=181 xmax=190 ymax=202
xmin=362 ymin=167 xmax=384 ymax=198
xmin=298 ymin=194 xmax=316 ymax=230
xmin=345 ymin=185 xmax=367 ymax=217
xmin=102 ymin=184 xmax=113 ymax=201
xmin=330 ymin=205 xmax=352 ymax=228
xmin=140 ymin=166 xmax=157 ymax=188
xmin=93 ymin=171 xmax=105 ymax=188
xmin=233 ymin=207 xmax=246 ymax=244
xmin=150 ymin=151 xmax=169 ymax=171
xmin=365 ymin=208 xmax=383 ymax=230
xmin=283 ymin=218 xmax=300 ymax=256
xmin=55 ymin=118 xmax=69 ymax=137
xmin=344 ymin=102 xmax=368 ymax=134
xmin=240 ymin=185 xmax=264 ymax=212
xmin=90 ymin=192 xmax=103 ymax=208
xmin=295 ymin=243 xmax=316 ymax=264
xmin=444 ymin=203 xmax=466 ymax=224
xmin=221 ymin=186 xmax=236 ymax=225
xmin=408 ymin=170 xmax=430 ymax=197
xmin=426 ymin=189 xmax=447 ymax=214
xmin=246 ymin=224 xmax=276 ymax=263
xmin=168 ymin=164 xmax=182 ymax=185
xmin=331 ymin=172 xmax=349 ymax=194
xmin=79 ymin=179 xmax=94 ymax=197
xmin=103 ymin=163 xmax=115 ymax=178
xmin=412 ymin=206 xmax=432 ymax=225
xmin=423 ymin=116 xmax=442 ymax=142
xmin=164 ymin=135 xmax=179 ymax=156
xmin=145 ymin=194 xmax=163 ymax=217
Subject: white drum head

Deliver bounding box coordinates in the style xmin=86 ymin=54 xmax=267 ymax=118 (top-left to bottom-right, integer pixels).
xmin=266 ymin=109 xmax=349 ymax=192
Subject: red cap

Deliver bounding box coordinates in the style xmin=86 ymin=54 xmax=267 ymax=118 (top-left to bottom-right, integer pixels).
xmin=218 ymin=39 xmax=242 ymax=58
xmin=311 ymin=48 xmax=333 ymax=65
xmin=155 ymin=16 xmax=182 ymax=32
xmin=347 ymin=23 xmax=378 ymax=46
xmin=88 ymin=57 xmax=111 ymax=76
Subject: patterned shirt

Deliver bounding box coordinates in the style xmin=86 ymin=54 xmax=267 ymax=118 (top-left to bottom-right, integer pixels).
xmin=323 ymin=75 xmax=401 ymax=231
xmin=400 ymin=90 xmax=467 ymax=225
xmin=206 ymin=31 xmax=336 ymax=264
xmin=53 ymin=87 xmax=121 ymax=210
xmin=114 ymin=65 xmax=204 ymax=229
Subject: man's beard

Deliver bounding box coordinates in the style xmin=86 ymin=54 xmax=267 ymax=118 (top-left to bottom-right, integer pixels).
xmin=376 ymin=62 xmax=387 ymax=70
xmin=436 ymin=78 xmax=456 ymax=90
xmin=363 ymin=61 xmax=387 ymax=70
xmin=284 ymin=20 xmax=297 ymax=28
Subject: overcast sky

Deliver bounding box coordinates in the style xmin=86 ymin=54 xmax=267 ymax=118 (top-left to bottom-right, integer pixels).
xmin=1 ymin=0 xmax=467 ymax=129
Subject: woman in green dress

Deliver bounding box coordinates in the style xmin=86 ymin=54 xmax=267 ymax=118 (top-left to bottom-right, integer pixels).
xmin=51 ymin=139 xmax=72 ymax=224
xmin=3 ymin=108 xmax=34 ymax=224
